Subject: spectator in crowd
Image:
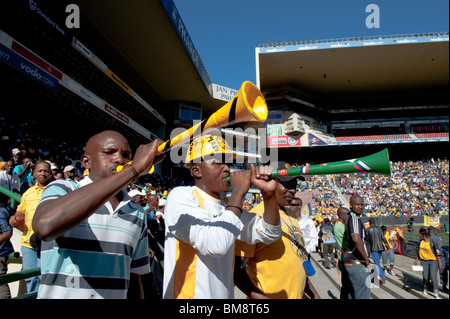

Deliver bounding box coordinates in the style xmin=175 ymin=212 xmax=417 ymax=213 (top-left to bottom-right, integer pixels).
xmin=143 ymin=183 xmax=153 ymax=194
xmin=146 ymin=191 xmax=163 ymax=254
xmin=333 ymin=205 xmax=351 ymax=299
xmin=9 ymin=161 xmax=52 ymax=293
xmin=149 ymin=197 xmax=167 ymax=298
xmin=318 ymin=218 xmax=336 ymax=269
xmin=13 ymin=157 xmax=34 ymax=194
xmin=128 ymin=189 xmax=146 ymax=206
xmin=145 ymin=191 xmax=160 ymax=240
xmin=0 ymin=193 xmax=15 ymax=299
xmin=407 ymin=217 xmax=414 ymax=232
xmin=235 ymin=161 xmax=320 ymax=299
xmin=414 ymin=227 xmax=443 ymax=299
xmin=142 ymin=190 xmax=165 ymax=299
xmin=74 ymin=162 xmax=84 ymax=180
xmin=155 ymin=198 xmax=166 ymax=231
xmin=140 ymin=189 xmax=164 ymax=299
xmin=54 ymin=172 xmax=64 ymax=180
xmin=343 ymin=194 xmax=371 ymax=299
xmin=381 ymin=226 xmax=396 ymax=276
xmin=163 ymin=135 xmax=281 ymax=299
xmin=428 ymin=226 xmax=443 ymax=250
xmin=11 ymin=148 xmax=22 ymax=166
xmin=290 ymin=196 xmax=318 ymax=254
xmin=366 ymin=218 xmax=390 ymax=285
xmin=32 ymin=130 xmax=165 ymax=299
xmin=314 ymin=217 xmax=323 ymax=254
xmin=63 ymin=165 xmax=76 ymax=181
xmin=0 ymin=160 xmax=19 ymax=193
xmin=428 ymin=226 xmax=447 ymax=293
xmin=50 ymin=163 xmax=59 ymax=181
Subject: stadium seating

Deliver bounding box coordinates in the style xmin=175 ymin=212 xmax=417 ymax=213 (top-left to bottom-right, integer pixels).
xmin=333 ymin=127 xmax=412 ymax=142
xmin=296 ymin=158 xmax=449 ymax=218
xmin=380 ymin=127 xmax=413 ymax=140
xmin=410 ymin=124 xmax=449 ymax=139
xmin=296 ymin=189 xmax=316 ymax=210
xmin=333 ymin=124 xmax=449 ymax=142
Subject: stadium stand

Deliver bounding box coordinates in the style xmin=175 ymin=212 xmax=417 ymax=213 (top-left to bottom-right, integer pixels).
xmin=295 ymin=158 xmax=449 ymax=218
xmin=410 ymin=123 xmax=449 ymax=139
xmin=333 ymin=127 xmax=412 ymax=142
xmin=380 ymin=127 xmax=413 ymax=140
xmin=0 ymin=116 xmax=189 ymax=190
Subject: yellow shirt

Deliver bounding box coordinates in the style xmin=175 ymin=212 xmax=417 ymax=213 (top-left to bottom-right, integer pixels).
xmin=419 ymin=240 xmax=437 ymax=261
xmin=235 ymin=202 xmax=307 ymax=299
xmin=384 ymin=232 xmax=393 ymax=249
xmin=16 ymin=184 xmax=46 ymax=249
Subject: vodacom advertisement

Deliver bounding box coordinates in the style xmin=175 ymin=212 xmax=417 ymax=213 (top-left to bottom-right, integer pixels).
xmin=266 ymin=124 xmax=302 ymax=147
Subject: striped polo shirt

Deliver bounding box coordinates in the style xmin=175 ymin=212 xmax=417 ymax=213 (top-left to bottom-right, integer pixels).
xmin=36 ymin=177 xmax=150 ymax=299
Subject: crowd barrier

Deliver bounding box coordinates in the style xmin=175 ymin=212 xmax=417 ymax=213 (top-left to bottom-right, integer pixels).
xmin=360 ymin=215 xmax=449 ymax=228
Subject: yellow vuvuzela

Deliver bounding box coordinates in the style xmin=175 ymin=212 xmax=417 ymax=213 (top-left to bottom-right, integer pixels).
xmin=116 ymin=81 xmax=268 ymax=174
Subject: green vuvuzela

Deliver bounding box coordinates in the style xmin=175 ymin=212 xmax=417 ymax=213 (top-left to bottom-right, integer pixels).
xmin=225 ymin=149 xmax=391 ymax=182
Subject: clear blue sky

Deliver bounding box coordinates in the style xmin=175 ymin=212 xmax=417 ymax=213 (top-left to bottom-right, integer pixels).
xmin=173 ymin=0 xmax=449 ymax=90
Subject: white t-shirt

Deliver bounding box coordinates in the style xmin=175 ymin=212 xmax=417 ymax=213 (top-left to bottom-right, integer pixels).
xmin=298 ymin=214 xmax=318 ymax=254
xmin=0 ymin=171 xmax=19 ymax=191
xmin=163 ymin=186 xmax=281 ymax=299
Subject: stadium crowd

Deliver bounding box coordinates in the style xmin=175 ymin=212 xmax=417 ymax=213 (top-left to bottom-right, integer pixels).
xmin=0 ymin=117 xmax=188 ymax=192
xmin=0 ymin=118 xmax=448 ymax=300
xmin=295 ymin=158 xmax=449 ymax=218
xmin=1 ymin=117 xmax=448 ymax=220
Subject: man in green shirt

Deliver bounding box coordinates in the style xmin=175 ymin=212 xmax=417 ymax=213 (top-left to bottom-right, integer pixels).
xmin=333 ymin=205 xmax=350 ymax=299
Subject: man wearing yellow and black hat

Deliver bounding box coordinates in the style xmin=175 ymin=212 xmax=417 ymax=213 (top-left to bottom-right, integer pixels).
xmin=163 ymin=134 xmax=281 ymax=299
xmin=234 ymin=162 xmax=320 ymax=299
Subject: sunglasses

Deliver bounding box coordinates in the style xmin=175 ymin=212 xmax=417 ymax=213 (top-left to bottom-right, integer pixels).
xmin=277 ymin=179 xmax=298 ymax=190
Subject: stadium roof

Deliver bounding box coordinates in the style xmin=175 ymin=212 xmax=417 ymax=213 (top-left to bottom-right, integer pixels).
xmin=0 ymin=0 xmax=228 ymax=150
xmin=2 ymin=1 xmax=448 ymax=145
xmin=257 ymin=32 xmax=449 ymax=110
xmin=72 ymin=0 xmax=224 ymax=114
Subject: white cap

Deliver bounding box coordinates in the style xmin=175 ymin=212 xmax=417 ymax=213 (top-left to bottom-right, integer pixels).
xmin=128 ymin=189 xmax=146 ymax=198
xmin=63 ymin=165 xmax=76 ymax=173
xmin=158 ymin=199 xmax=166 ymax=207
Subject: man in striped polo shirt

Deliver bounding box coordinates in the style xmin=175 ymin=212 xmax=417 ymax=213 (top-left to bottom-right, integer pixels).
xmin=32 ymin=130 xmax=164 ymax=299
